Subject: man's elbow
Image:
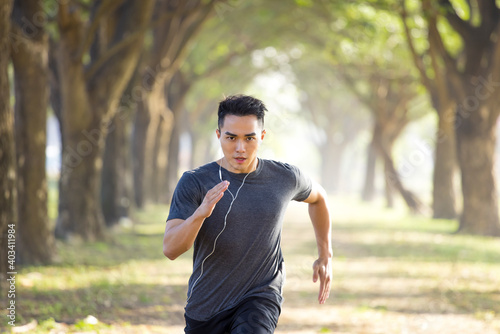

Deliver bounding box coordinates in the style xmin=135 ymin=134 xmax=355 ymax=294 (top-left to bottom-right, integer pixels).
xmin=163 ymin=244 xmax=180 ymax=261
xmin=163 ymin=242 xmax=190 ymax=260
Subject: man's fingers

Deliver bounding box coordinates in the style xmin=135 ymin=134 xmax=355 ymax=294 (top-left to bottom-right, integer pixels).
xmin=312 ymin=264 xmax=319 ymax=283
xmin=215 ymin=180 xmax=229 ymax=194
xmin=207 ymin=181 xmax=229 ymax=199
xmin=318 ymin=266 xmax=326 ymax=303
xmin=313 ymin=259 xmax=331 ymax=304
xmin=320 ymin=275 xmax=330 ymax=304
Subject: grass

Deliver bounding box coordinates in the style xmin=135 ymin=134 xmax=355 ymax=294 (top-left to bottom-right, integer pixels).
xmin=2 ymin=195 xmax=500 ymax=333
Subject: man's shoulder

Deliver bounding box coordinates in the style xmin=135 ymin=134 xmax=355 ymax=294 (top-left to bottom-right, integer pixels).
xmin=178 ymin=161 xmax=217 ymax=186
xmin=261 ymin=159 xmax=300 ymax=174
xmin=184 ymin=161 xmax=217 ymax=176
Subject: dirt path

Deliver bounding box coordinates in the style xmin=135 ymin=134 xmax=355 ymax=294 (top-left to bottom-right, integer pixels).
xmin=9 ymin=198 xmax=500 ymax=334
xmin=275 ymin=200 xmax=500 ymax=334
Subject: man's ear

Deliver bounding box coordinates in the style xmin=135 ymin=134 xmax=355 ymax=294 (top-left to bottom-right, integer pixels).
xmin=216 ymin=128 xmax=221 ymax=139
xmin=261 ymin=129 xmax=266 ymax=140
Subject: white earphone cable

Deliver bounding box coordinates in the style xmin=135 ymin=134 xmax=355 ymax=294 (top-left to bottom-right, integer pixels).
xmin=186 ymin=159 xmax=250 ymax=303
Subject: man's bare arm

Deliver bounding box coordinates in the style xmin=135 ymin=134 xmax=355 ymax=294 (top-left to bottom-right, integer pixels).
xmin=303 ymin=181 xmax=332 ymax=304
xmin=163 ymin=181 xmax=229 ymax=260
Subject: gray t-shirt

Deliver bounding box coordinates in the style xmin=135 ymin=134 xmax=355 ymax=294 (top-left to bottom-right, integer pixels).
xmin=167 ymin=158 xmax=312 ymax=321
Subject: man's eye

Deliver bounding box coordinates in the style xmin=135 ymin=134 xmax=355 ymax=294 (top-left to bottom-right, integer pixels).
xmin=247 ymin=137 xmax=256 ymax=141
xmin=227 ymin=136 xmax=235 ymax=140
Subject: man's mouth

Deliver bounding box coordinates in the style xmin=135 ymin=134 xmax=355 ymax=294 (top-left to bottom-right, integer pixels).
xmin=235 ymin=157 xmax=246 ymax=164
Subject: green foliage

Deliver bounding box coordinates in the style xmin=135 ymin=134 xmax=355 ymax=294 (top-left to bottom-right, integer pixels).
xmin=436 ymin=17 xmax=464 ymax=57
xmin=448 ymin=0 xmax=471 ymax=21
xmin=38 ymin=317 xmax=58 ymax=331
xmin=295 ymin=0 xmax=314 ymax=7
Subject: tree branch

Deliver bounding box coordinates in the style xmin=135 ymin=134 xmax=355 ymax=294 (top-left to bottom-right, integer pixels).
xmin=488 ymin=24 xmax=500 ymax=122
xmin=438 ymin=0 xmax=473 ymax=41
xmin=425 ymin=0 xmax=463 ymax=94
xmin=339 ymin=70 xmax=374 ymax=111
xmin=85 ymin=26 xmax=143 ymax=81
xmin=477 ymin=0 xmax=500 ymax=31
xmin=168 ymin=1 xmax=216 ymax=71
xmin=400 ymin=0 xmax=435 ymax=92
xmin=163 ymin=0 xmax=217 ymax=71
xmin=143 ymin=0 xmax=217 ymax=89
xmin=490 ymin=24 xmax=500 ymax=83
xmin=85 ymin=9 xmax=178 ymax=81
xmin=57 ymin=2 xmax=70 ymax=28
xmin=75 ymin=0 xmax=125 ymax=62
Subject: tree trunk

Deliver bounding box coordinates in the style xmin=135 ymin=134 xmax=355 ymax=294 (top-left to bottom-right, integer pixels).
xmin=432 ymin=109 xmax=457 ymax=219
xmin=150 ymin=115 xmax=168 ymax=203
xmin=0 ymin=0 xmax=15 ymax=294
xmin=55 ymin=0 xmax=154 ymax=239
xmin=144 ymin=85 xmax=173 ymax=204
xmin=165 ymin=113 xmax=181 ymax=201
xmin=164 ymin=71 xmax=192 ymax=201
xmin=101 ymin=118 xmax=119 ymax=226
xmin=101 ymin=74 xmax=138 ymax=226
xmin=132 ymin=95 xmax=150 ymax=209
xmin=56 ymin=119 xmax=107 ymax=240
xmin=164 ymin=84 xmax=189 ymax=202
xmin=54 ymin=18 xmax=106 ymax=240
xmin=130 ymin=0 xmax=216 ymax=205
xmin=101 ymin=112 xmax=131 ymax=226
xmin=384 ymin=153 xmax=395 ymax=208
xmin=382 ymin=147 xmax=424 ymax=214
xmin=456 ymin=113 xmax=500 ymax=236
xmin=375 ymin=124 xmax=424 ymax=214
xmin=11 ymin=0 xmax=54 ymax=263
xmin=144 ymin=87 xmax=169 ymax=204
xmin=362 ymin=123 xmax=379 ymax=201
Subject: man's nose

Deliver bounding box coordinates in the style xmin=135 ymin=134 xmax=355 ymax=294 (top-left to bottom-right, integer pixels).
xmin=236 ymin=140 xmax=246 ymax=152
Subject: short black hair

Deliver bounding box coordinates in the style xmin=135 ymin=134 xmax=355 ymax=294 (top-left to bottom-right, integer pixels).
xmin=218 ymin=95 xmax=267 ymax=130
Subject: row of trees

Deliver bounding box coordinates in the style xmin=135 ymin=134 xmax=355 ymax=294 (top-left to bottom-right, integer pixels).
xmin=1 ymin=0 xmax=222 ymax=281
xmin=263 ymin=0 xmax=500 ymax=235
xmin=1 ymin=0 xmax=500 ymax=292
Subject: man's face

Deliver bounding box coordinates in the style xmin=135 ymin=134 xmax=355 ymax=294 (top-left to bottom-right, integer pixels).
xmin=216 ymin=114 xmax=265 ymax=174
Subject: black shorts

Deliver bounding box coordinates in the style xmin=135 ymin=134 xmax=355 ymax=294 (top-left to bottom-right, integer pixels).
xmin=184 ymin=296 xmax=281 ymax=334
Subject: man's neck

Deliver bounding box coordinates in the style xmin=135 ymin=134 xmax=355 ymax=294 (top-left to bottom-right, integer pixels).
xmin=219 ymin=157 xmax=259 ymax=174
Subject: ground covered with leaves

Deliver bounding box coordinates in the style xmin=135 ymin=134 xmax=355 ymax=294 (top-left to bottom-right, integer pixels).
xmin=2 ymin=198 xmax=500 ymax=333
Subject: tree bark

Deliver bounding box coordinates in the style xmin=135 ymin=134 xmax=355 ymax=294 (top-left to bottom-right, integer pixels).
xmin=131 ymin=0 xmax=216 ymax=207
xmin=165 ymin=109 xmax=181 ymax=202
xmin=432 ymin=109 xmax=457 ymax=219
xmin=132 ymin=94 xmax=150 ymax=209
xmin=362 ymin=123 xmax=379 ymax=201
xmin=0 ymin=0 xmax=15 ymax=294
xmin=11 ymin=0 xmax=55 ymax=264
xmin=383 ymin=141 xmax=395 ymax=208
xmin=150 ymin=112 xmax=171 ymax=203
xmin=144 ymin=85 xmax=171 ymax=204
xmin=55 ymin=0 xmax=154 ymax=240
xmin=402 ymin=0 xmax=500 ymax=232
xmin=400 ymin=3 xmax=458 ymax=219
xmin=456 ymin=110 xmax=500 ymax=236
xmin=101 ymin=74 xmax=138 ymax=226
xmin=381 ymin=145 xmax=424 ymax=214
xmin=370 ymin=118 xmax=423 ymax=212
xmin=164 ymin=72 xmax=191 ymax=201
xmin=54 ymin=11 xmax=106 ymax=240
xmin=101 ymin=112 xmax=131 ymax=226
